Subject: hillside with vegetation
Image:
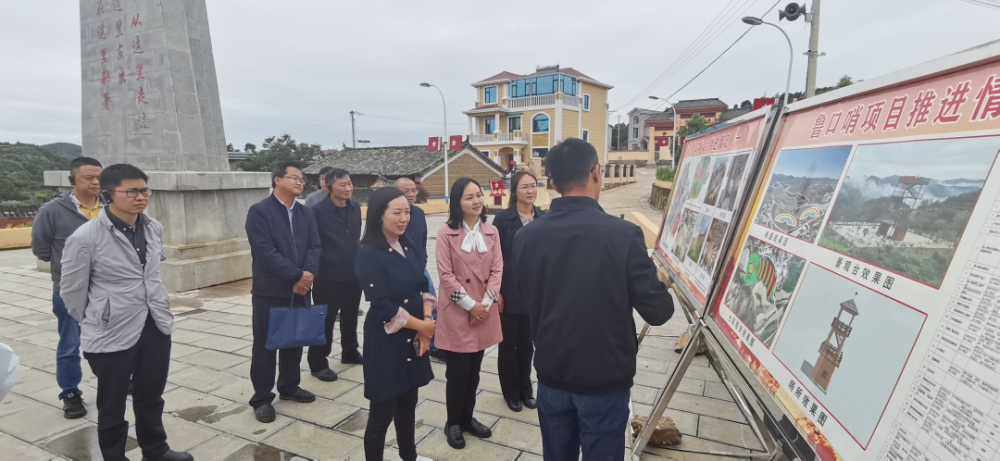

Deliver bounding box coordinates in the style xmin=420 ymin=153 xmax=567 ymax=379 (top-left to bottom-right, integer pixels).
xmin=0 ymin=142 xmax=76 ymax=202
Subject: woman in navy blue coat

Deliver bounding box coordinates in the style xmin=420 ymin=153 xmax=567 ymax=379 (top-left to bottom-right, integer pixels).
xmin=355 ymin=187 xmax=437 ymax=461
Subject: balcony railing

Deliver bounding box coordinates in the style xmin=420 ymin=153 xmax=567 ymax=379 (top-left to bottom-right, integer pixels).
xmin=832 ymin=318 xmax=853 ymax=336
xmin=470 ymin=132 xmax=528 ymax=145
xmin=504 ymin=94 xmax=557 ymax=109
xmin=563 ymin=95 xmax=580 ymax=108
xmin=819 ymin=342 xmax=843 ymax=367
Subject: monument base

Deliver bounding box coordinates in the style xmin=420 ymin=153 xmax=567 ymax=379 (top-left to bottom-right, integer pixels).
xmin=44 ymin=170 xmax=271 ymax=292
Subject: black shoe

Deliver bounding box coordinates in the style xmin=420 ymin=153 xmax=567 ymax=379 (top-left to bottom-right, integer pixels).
xmin=522 ymin=397 xmax=537 ymax=410
xmin=341 ymin=354 xmax=363 ymax=365
xmin=254 ymin=404 xmax=276 ymax=423
xmin=61 ymin=392 xmax=87 ymax=419
xmin=279 ymin=388 xmax=316 ymax=403
xmin=445 ymin=424 xmax=466 ymax=449
xmin=311 ymin=368 xmax=339 ymax=382
xmin=142 ymin=449 xmax=193 ymax=461
xmin=506 ymin=399 xmax=523 ymax=412
xmin=428 ymin=349 xmax=447 ymax=363
xmin=462 ymin=418 xmax=492 ymax=439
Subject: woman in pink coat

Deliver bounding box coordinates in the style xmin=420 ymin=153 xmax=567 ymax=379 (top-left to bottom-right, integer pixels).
xmin=435 ymin=177 xmax=504 ymax=450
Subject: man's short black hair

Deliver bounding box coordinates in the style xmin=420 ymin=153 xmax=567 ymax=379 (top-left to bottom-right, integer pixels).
xmin=272 ymin=162 xmax=303 ymax=187
xmin=99 ymin=163 xmax=148 ymax=192
xmin=68 ymin=157 xmax=102 ymax=185
xmin=324 ymin=168 xmax=350 ymax=185
xmin=546 ymin=138 xmax=598 ymax=191
xmin=318 ymin=166 xmax=334 ymax=177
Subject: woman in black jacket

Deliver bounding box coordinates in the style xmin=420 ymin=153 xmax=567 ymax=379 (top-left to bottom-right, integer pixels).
xmin=492 ymin=169 xmax=545 ymax=412
xmin=355 ymin=188 xmax=437 ymax=461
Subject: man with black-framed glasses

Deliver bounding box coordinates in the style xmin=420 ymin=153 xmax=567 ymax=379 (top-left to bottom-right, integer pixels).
xmin=61 ymin=164 xmax=191 ymax=461
xmin=245 ymin=162 xmax=322 ymax=423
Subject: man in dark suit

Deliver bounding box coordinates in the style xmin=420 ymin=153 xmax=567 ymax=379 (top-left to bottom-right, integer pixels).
xmin=512 ymin=138 xmax=674 ymax=460
xmin=308 ymin=168 xmax=363 ymax=381
xmin=396 ymin=178 xmax=445 ymax=361
xmin=245 ymin=163 xmax=322 ymax=423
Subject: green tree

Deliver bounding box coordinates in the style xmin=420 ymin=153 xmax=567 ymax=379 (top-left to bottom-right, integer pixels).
xmin=609 ymin=122 xmax=629 ymax=150
xmin=0 ymin=142 xmax=72 ymax=202
xmin=239 ymin=134 xmax=323 ymax=173
xmin=836 ymin=75 xmax=854 ymax=88
xmin=244 ymin=142 xmax=257 ymax=153
xmin=677 ymin=113 xmax=711 ymax=138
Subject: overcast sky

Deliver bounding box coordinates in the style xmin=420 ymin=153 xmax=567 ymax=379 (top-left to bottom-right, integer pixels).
xmin=3 ymin=0 xmax=999 ymax=150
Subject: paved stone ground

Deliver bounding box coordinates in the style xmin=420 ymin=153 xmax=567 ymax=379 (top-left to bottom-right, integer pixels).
xmin=0 ymin=168 xmax=766 ymax=460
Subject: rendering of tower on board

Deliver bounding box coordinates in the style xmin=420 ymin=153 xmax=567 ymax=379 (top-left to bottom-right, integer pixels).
xmin=811 ymin=297 xmax=859 ymax=391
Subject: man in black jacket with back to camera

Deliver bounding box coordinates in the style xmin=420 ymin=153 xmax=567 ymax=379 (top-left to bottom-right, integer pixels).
xmin=512 ymin=138 xmax=673 ymax=461
xmin=245 ymin=163 xmax=322 ymax=423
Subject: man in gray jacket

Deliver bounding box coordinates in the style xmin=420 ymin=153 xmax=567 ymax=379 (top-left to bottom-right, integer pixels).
xmin=30 ymin=156 xmax=102 ymax=418
xmin=60 ymin=164 xmax=191 ymax=461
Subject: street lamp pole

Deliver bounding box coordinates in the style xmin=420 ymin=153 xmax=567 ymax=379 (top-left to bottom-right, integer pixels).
xmin=648 ymin=96 xmax=678 ymax=167
xmin=742 ymin=17 xmax=794 ymax=108
xmin=421 ymin=82 xmax=449 ymax=203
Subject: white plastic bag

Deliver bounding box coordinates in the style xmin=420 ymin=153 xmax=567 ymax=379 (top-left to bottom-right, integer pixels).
xmin=0 ymin=342 xmax=19 ymax=402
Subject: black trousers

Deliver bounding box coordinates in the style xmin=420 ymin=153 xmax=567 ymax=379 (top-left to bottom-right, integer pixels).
xmin=308 ymin=280 xmax=362 ymax=371
xmin=84 ymin=314 xmax=171 ymax=461
xmin=365 ymin=387 xmax=419 ymax=461
xmin=250 ymin=294 xmax=305 ymax=408
xmin=498 ymin=313 xmax=534 ymax=401
xmin=445 ymin=350 xmax=485 ymax=427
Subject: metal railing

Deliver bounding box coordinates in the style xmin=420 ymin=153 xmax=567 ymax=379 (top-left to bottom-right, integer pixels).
xmin=470 ymin=132 xmax=527 ymax=145
xmin=504 ymin=94 xmax=557 ymax=109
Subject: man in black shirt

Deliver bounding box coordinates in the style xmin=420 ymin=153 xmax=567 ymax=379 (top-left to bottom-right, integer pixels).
xmin=308 ymin=168 xmax=363 ymax=381
xmin=513 ymin=139 xmax=673 ymax=460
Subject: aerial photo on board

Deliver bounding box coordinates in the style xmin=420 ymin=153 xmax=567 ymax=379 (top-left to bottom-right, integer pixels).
xmin=754 ymin=146 xmax=852 ymax=242
xmin=819 ymin=136 xmax=1000 ymax=287
xmin=717 ymin=153 xmax=751 ymax=211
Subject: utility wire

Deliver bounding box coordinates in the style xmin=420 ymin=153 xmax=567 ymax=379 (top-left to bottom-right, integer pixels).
xmin=637 ymin=0 xmax=782 ymax=110
xmin=363 ymin=113 xmax=464 ymax=126
xmin=959 ymin=0 xmax=1000 ymax=9
xmin=613 ymin=0 xmax=751 ymax=111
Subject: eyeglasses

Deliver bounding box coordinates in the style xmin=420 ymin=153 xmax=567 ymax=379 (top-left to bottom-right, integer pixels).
xmin=283 ymin=176 xmax=306 ymax=184
xmin=115 ymin=188 xmax=152 ymax=198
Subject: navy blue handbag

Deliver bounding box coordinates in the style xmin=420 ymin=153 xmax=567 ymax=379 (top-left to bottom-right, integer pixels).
xmin=265 ymin=292 xmax=328 ymax=351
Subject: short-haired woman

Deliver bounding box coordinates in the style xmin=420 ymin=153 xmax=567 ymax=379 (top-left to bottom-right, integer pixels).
xmin=492 ymin=170 xmax=544 ymax=412
xmin=435 ymin=178 xmax=504 ymax=449
xmin=355 ymin=187 xmax=436 ymax=461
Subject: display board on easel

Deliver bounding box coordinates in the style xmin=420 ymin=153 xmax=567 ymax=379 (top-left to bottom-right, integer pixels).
xmin=654 ymin=114 xmax=769 ymax=312
xmin=696 ymin=42 xmax=1000 ymax=460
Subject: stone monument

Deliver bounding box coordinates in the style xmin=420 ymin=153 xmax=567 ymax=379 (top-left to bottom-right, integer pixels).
xmin=45 ymin=0 xmax=271 ymax=291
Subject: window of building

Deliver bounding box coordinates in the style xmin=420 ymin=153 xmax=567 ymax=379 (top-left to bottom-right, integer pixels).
xmin=535 ymin=76 xmax=556 ymax=95
xmin=532 ymin=114 xmax=549 ymax=132
xmin=583 ymin=94 xmax=590 ymax=111
xmin=484 ymin=86 xmax=497 ymax=104
xmin=508 ymin=115 xmax=522 ymax=132
xmin=561 ymin=75 xmax=577 ymax=96
xmin=582 ymin=129 xmax=590 ymax=142
xmin=485 ymin=118 xmax=496 ymax=133
xmin=482 ymin=149 xmax=489 ymax=159
xmin=634 ymin=116 xmax=639 ymax=124
xmin=511 ymin=79 xmax=529 ymax=98
xmin=633 ymin=128 xmax=638 ymax=138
